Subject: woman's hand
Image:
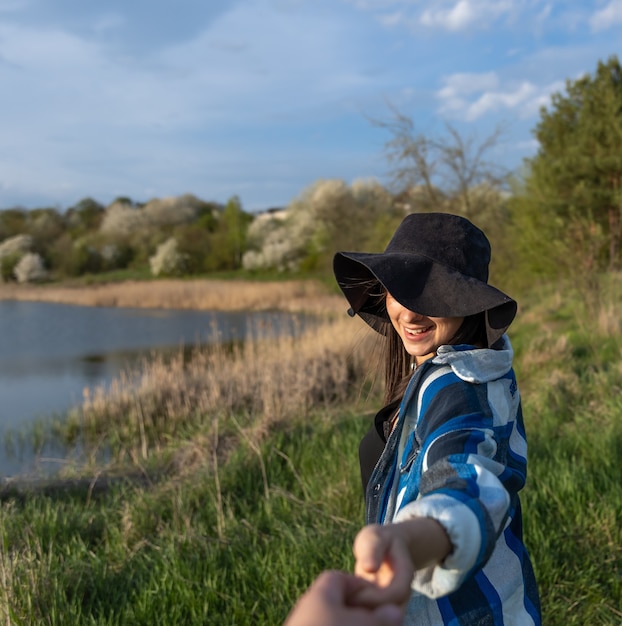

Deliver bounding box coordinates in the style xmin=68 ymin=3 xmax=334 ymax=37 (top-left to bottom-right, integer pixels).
xmin=351 ymin=517 xmax=452 ymax=609
xmin=283 ymin=570 xmax=405 ymax=626
xmin=351 ymin=523 xmax=415 ymax=609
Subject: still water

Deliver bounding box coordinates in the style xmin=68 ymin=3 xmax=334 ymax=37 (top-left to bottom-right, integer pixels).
xmin=0 ymin=300 xmax=307 ymax=476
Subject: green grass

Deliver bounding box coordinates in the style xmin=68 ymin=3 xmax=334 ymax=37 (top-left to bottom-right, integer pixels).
xmin=2 ymin=277 xmax=622 ymax=624
xmin=511 ymin=277 xmax=622 ymax=624
xmin=1 ymin=411 xmax=367 ymax=625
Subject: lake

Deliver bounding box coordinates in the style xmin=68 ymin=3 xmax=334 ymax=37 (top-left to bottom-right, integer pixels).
xmin=0 ymin=300 xmax=308 ymax=477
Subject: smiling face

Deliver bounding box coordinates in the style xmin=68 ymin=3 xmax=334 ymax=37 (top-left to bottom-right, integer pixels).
xmin=386 ymin=292 xmax=464 ymax=366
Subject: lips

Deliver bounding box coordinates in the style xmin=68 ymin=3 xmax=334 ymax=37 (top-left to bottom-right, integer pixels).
xmin=404 ymin=325 xmax=434 ymax=339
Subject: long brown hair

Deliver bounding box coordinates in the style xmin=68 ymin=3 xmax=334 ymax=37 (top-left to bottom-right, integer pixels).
xmin=348 ymin=279 xmax=490 ymax=404
xmin=382 ymin=311 xmax=488 ymax=405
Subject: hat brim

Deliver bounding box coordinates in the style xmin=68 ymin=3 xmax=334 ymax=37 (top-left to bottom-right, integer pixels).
xmin=334 ymin=251 xmax=517 ymax=346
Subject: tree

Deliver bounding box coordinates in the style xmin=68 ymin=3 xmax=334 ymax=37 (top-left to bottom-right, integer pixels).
xmin=149 ymin=238 xmax=188 ymax=277
xmin=511 ymin=55 xmax=622 ymax=279
xmin=375 ymin=106 xmax=509 ymax=223
xmin=28 ymin=208 xmax=66 ymax=255
xmin=142 ymin=194 xmax=202 ymax=229
xmin=0 ymin=208 xmax=28 ymax=241
xmin=242 ymin=209 xmax=298 ymax=272
xmin=221 ymin=195 xmax=246 ymax=268
xmin=65 ymin=198 xmax=105 ymax=235
xmin=99 ymin=200 xmax=145 ymax=236
xmin=371 ymin=107 xmax=513 ymax=285
xmin=13 ymin=252 xmax=48 ymax=283
xmin=241 ymin=179 xmax=400 ymax=274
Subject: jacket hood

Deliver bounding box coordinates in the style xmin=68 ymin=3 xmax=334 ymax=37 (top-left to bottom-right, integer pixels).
xmin=432 ymin=335 xmax=514 ymax=384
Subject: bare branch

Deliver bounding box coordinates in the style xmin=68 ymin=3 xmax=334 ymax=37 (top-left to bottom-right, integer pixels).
xmin=370 ymin=103 xmax=510 ymax=219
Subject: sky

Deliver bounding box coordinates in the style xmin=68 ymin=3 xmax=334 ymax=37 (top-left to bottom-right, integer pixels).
xmin=0 ymin=1 xmax=621 ymax=213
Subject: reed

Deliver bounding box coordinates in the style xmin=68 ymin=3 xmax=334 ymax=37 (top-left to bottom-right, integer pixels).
xmin=55 ymin=313 xmax=378 ymax=475
xmin=0 ymin=278 xmax=344 ymax=315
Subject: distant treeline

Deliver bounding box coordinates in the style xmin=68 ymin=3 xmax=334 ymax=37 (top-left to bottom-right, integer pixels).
xmin=2 ymin=54 xmax=621 ymax=292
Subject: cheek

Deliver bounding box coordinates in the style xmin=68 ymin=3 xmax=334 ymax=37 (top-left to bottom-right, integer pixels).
xmin=388 ymin=313 xmax=401 ymax=334
xmin=385 ymin=301 xmax=400 ymax=325
xmin=446 ymin=319 xmax=463 ymax=339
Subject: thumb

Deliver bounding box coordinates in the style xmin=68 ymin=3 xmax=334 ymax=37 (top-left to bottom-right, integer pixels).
xmin=353 ymin=525 xmax=388 ymax=574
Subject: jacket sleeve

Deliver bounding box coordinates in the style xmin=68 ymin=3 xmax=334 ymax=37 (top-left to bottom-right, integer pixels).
xmin=392 ymin=367 xmax=527 ymax=598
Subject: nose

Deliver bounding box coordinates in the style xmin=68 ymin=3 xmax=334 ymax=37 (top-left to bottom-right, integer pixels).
xmin=401 ymin=307 xmax=425 ymax=322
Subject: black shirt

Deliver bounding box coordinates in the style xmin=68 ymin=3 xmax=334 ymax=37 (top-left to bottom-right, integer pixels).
xmin=358 ymin=398 xmax=400 ymax=493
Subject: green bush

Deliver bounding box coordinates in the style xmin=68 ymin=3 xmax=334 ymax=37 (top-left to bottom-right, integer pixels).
xmin=0 ymin=251 xmax=22 ymax=281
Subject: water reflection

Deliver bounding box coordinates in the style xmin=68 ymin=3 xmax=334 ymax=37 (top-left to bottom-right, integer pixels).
xmin=0 ymin=300 xmax=309 ymax=476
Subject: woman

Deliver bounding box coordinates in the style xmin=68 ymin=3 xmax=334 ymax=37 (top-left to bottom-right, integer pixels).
xmin=333 ymin=212 xmax=541 ymax=625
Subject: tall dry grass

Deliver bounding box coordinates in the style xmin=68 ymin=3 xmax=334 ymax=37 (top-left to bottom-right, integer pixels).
xmin=0 ymin=279 xmax=344 ymax=315
xmin=61 ymin=314 xmax=378 ymax=475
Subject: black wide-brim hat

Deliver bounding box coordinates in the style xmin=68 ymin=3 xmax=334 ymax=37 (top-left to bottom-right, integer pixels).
xmin=333 ymin=212 xmax=517 ymax=347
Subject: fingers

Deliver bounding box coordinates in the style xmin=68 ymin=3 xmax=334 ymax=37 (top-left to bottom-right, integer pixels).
xmin=332 ymin=573 xmax=406 ymax=626
xmin=351 ymin=524 xmax=415 ymax=608
xmin=283 ymin=571 xmax=349 ymax=626
xmin=353 ymin=525 xmax=387 ymax=575
xmin=284 ymin=570 xmax=406 ymax=626
xmin=307 ymin=570 xmax=350 ymax=603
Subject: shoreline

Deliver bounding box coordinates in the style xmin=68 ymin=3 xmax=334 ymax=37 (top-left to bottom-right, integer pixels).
xmin=0 ymin=278 xmax=346 ymax=315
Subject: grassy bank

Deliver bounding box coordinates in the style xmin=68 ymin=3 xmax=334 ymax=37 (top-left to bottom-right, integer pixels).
xmin=1 ymin=277 xmax=621 ymax=624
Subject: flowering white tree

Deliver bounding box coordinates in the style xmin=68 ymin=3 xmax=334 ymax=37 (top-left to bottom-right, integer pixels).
xmin=351 ymin=178 xmax=394 ymax=215
xmin=149 ymin=238 xmax=188 ymax=277
xmin=142 ymin=194 xmax=202 ymax=228
xmin=242 ymin=233 xmax=300 ymax=272
xmin=99 ymin=200 xmax=146 ymax=236
xmin=0 ymin=234 xmax=32 ymax=260
xmin=243 ymin=178 xmax=397 ymax=272
xmin=242 ymin=210 xmax=299 ymax=271
xmin=13 ymin=252 xmax=48 ymax=283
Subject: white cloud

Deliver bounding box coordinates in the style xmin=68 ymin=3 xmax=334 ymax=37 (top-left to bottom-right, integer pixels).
xmin=437 ymin=72 xmax=500 ymax=113
xmin=437 ymin=72 xmax=564 ymax=121
xmin=421 ymin=0 xmax=473 ymax=31
xmin=438 ymin=71 xmax=500 ymax=97
xmin=346 ymin=0 xmax=601 ymax=35
xmin=465 ymin=82 xmax=537 ymax=120
xmin=590 ymin=0 xmax=622 ymax=31
xmin=2 ymin=0 xmax=620 ymax=210
xmin=0 ymin=0 xmax=391 ymax=209
xmin=0 ymin=0 xmax=382 ymax=134
xmin=521 ymin=79 xmax=565 ymax=115
xmin=421 ymin=0 xmax=519 ymax=31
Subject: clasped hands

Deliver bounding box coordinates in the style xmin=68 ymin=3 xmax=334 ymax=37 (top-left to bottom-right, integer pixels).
xmin=284 ymin=523 xmax=417 ymax=626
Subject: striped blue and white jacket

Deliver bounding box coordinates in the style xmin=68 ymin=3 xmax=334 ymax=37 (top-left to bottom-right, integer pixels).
xmin=365 ymin=336 xmax=541 ymax=625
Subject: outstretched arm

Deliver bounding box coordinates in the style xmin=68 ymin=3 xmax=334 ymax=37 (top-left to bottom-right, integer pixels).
xmin=351 ymin=517 xmax=452 ymax=608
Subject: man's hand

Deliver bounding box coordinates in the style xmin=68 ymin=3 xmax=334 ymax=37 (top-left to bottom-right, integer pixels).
xmin=284 ymin=570 xmax=405 ymax=626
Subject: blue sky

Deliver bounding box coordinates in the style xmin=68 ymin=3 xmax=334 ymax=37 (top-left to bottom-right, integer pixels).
xmin=1 ymin=0 xmax=621 ymax=212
